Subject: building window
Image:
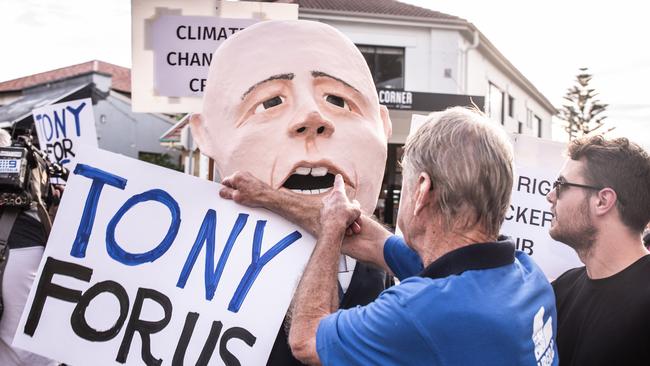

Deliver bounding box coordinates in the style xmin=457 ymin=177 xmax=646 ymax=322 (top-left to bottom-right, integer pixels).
xmin=508 ymin=95 xmax=515 ymax=118
xmin=518 ymin=121 xmax=523 ymax=134
xmin=526 ymin=108 xmax=533 ymax=129
xmin=357 ymin=45 xmax=405 ymax=89
xmin=535 ymin=115 xmax=543 ymax=137
xmin=487 ymin=82 xmax=504 ymax=124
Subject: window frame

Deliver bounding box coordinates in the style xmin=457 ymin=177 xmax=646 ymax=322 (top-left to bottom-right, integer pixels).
xmin=357 ymin=44 xmax=405 ymax=90
xmin=487 ymin=82 xmax=505 ymax=124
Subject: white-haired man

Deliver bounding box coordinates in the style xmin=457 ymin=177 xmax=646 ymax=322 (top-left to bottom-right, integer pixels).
xmin=222 ymin=107 xmax=558 ymax=365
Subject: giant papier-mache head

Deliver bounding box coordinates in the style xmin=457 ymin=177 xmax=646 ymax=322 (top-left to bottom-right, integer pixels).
xmin=191 ymin=20 xmax=392 ymax=213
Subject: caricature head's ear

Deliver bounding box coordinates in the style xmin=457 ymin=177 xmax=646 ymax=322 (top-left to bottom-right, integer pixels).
xmin=189 ymin=113 xmax=213 ymax=157
xmin=380 ymin=105 xmax=392 ymax=139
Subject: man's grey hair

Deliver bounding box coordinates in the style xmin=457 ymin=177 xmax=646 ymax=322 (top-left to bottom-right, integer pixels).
xmin=402 ymin=107 xmax=514 ymax=237
xmin=0 ymin=129 xmax=11 ymax=147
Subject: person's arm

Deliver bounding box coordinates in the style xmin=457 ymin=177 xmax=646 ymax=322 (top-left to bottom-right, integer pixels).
xmin=340 ymin=215 xmax=393 ymax=274
xmin=220 ymin=171 xmax=381 ymax=256
xmin=287 ymin=175 xmax=361 ymax=365
xmin=220 ymin=171 xmax=323 ymax=236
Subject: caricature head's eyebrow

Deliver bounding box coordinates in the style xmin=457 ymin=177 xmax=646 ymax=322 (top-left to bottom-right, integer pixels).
xmin=311 ymin=71 xmax=360 ymax=94
xmin=241 ymin=73 xmax=294 ymax=100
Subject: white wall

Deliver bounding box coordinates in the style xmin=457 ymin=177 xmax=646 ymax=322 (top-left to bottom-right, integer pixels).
xmin=465 ymin=45 xmax=553 ymax=138
xmin=315 ymin=19 xmax=462 ymax=94
xmin=309 ymin=15 xmax=553 ymax=141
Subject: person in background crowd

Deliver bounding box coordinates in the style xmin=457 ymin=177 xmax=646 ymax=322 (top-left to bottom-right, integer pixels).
xmin=548 ymin=135 xmax=650 ymax=365
xmin=0 ymin=128 xmax=58 ymax=366
xmin=221 ymin=107 xmax=558 ymax=365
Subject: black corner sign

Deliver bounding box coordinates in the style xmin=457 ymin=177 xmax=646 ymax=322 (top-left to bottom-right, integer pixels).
xmin=377 ymin=88 xmax=485 ymax=112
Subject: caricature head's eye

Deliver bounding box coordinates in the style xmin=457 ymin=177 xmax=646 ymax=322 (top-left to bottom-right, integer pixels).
xmin=254 ymin=96 xmax=284 ymax=113
xmin=325 ymin=94 xmax=351 ymax=111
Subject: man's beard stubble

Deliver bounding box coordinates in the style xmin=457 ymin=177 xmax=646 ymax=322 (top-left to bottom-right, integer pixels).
xmin=550 ymin=197 xmax=598 ymax=256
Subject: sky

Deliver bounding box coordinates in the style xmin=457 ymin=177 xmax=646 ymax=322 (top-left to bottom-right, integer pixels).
xmin=1 ymin=0 xmax=649 ymax=148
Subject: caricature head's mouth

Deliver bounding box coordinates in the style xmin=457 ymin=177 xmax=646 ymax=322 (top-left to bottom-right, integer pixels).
xmin=281 ymin=163 xmax=352 ymax=195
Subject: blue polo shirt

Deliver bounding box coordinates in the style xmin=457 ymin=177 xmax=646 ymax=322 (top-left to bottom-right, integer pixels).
xmin=316 ymin=236 xmax=558 ymax=366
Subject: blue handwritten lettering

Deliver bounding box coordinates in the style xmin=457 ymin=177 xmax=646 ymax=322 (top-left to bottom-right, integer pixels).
xmin=106 ymin=189 xmax=181 ymax=265
xmin=70 ymin=164 xmax=127 ymax=258
xmin=177 ymin=211 xmax=248 ymax=301
xmin=66 ymin=102 xmax=86 ymax=137
xmin=53 ymin=109 xmax=67 ymax=139
xmin=228 ymin=221 xmax=301 ymax=312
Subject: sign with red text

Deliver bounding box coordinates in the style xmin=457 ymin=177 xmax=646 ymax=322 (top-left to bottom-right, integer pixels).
xmin=13 ymin=147 xmax=314 ymax=365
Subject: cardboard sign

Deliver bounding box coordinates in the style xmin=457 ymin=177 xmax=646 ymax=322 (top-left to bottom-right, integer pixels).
xmin=32 ymin=98 xmax=98 ymax=179
xmin=503 ymin=134 xmax=581 ymax=279
xmin=13 ymin=147 xmax=315 ymax=365
xmin=131 ymin=0 xmax=298 ymax=113
xmin=151 ymin=16 xmax=258 ymax=97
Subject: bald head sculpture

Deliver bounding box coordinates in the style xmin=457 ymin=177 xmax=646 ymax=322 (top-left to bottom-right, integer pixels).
xmin=191 ymin=20 xmax=391 ymax=213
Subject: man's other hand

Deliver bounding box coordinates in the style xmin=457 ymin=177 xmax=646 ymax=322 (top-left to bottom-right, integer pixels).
xmin=320 ymin=175 xmax=361 ymax=235
xmin=220 ymin=171 xmax=271 ymax=208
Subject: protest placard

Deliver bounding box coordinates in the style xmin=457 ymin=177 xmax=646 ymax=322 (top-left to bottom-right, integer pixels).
xmin=503 ymin=134 xmax=582 ymax=279
xmin=151 ymin=16 xmax=258 ymax=97
xmin=131 ymin=0 xmax=298 ymax=113
xmin=13 ymin=146 xmax=315 ymax=365
xmin=32 ymin=98 xmax=98 ymax=183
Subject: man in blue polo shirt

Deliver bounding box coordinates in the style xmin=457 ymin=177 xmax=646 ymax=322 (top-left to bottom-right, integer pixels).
xmin=221 ymin=107 xmax=558 ymax=365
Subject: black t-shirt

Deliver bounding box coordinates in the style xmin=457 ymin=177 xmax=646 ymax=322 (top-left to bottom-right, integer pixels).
xmin=7 ymin=211 xmax=47 ymax=249
xmin=552 ymin=255 xmax=650 ymax=366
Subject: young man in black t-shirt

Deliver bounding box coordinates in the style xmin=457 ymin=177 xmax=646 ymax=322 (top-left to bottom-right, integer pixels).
xmin=546 ymin=136 xmax=650 ymax=365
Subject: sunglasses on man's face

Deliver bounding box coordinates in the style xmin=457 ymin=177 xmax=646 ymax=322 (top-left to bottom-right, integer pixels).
xmin=551 ymin=179 xmax=603 ymax=199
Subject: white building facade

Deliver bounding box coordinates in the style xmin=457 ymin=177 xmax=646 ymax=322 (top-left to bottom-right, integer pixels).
xmin=299 ymin=4 xmax=555 ymax=143
xmin=296 ymin=2 xmax=555 ymax=226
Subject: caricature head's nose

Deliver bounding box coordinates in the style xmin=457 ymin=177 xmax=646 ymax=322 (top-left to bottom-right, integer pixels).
xmin=289 ymin=111 xmax=335 ymax=139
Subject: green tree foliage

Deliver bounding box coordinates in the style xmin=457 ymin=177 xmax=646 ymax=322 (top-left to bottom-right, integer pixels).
xmin=557 ymin=68 xmax=608 ymax=140
xmin=139 ymin=152 xmax=182 ymax=172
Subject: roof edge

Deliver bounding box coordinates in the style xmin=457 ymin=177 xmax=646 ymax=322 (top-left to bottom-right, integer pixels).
xmin=299 ymin=7 xmax=469 ymax=27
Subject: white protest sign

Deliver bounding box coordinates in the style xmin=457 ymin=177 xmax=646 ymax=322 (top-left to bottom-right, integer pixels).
xmin=409 ymin=113 xmax=429 ymax=135
xmin=32 ymin=98 xmax=98 ymax=176
xmin=151 ymin=16 xmax=258 ymax=97
xmin=503 ymin=134 xmax=581 ymax=279
xmin=13 ymin=147 xmax=315 ymax=365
